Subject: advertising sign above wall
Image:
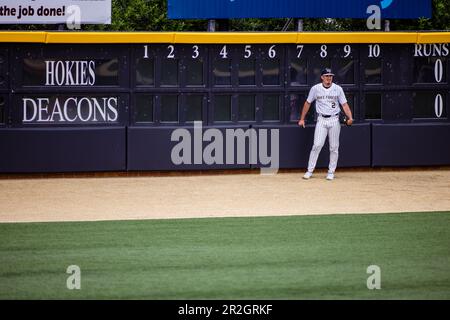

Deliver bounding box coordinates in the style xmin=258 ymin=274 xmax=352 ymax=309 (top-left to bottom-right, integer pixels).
xmin=168 ymin=0 xmax=431 ymax=19
xmin=0 ymin=0 xmax=111 ymax=24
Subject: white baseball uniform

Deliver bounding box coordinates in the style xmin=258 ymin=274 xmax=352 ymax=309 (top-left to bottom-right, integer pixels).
xmin=306 ymin=83 xmax=347 ymax=174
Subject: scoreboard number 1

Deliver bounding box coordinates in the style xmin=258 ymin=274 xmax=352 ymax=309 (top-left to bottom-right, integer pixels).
xmin=143 ymin=45 xmax=148 ymax=59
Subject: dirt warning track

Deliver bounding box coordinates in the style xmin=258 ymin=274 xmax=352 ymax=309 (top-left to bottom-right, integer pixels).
xmin=1 ymin=168 xmax=449 ymax=223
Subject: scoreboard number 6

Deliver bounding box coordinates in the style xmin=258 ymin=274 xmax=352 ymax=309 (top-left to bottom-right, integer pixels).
xmin=268 ymin=45 xmax=276 ymax=58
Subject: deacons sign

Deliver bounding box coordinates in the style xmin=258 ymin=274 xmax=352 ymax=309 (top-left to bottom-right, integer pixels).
xmin=0 ymin=0 xmax=111 ymax=24
xmin=21 ymin=58 xmax=119 ymax=124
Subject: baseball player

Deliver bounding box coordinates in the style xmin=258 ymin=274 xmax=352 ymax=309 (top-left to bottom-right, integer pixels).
xmin=298 ymin=68 xmax=353 ymax=180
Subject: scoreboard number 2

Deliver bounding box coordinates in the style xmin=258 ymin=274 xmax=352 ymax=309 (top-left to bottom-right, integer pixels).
xmin=167 ymin=45 xmax=175 ymax=59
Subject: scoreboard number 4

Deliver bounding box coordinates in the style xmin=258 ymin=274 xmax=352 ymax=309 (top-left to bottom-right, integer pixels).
xmin=220 ymin=45 xmax=228 ymax=59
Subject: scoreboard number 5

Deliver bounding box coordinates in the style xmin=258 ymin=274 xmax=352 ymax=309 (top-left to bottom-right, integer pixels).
xmin=244 ymin=45 xmax=252 ymax=58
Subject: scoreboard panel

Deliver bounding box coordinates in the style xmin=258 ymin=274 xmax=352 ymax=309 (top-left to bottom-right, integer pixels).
xmin=0 ymin=32 xmax=449 ymax=172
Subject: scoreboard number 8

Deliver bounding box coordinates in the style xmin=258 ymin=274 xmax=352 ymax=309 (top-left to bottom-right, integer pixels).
xmin=320 ymin=45 xmax=327 ymax=58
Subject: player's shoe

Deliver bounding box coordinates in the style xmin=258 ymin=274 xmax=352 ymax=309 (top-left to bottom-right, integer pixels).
xmin=326 ymin=173 xmax=335 ymax=180
xmin=303 ymin=171 xmax=313 ymax=180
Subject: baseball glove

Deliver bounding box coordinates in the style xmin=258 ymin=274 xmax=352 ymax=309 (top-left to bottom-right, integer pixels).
xmin=340 ymin=114 xmax=353 ymax=126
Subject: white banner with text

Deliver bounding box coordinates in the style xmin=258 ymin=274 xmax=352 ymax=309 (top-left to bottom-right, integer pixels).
xmin=0 ymin=0 xmax=111 ymax=24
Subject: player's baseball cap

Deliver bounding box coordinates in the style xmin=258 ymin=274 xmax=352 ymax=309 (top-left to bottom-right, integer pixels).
xmin=321 ymin=68 xmax=335 ymax=76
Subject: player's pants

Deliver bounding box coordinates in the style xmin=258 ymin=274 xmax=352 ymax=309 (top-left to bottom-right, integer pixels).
xmin=307 ymin=115 xmax=341 ymax=174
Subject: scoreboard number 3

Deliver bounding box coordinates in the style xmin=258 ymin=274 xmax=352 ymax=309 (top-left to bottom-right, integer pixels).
xmin=192 ymin=45 xmax=200 ymax=59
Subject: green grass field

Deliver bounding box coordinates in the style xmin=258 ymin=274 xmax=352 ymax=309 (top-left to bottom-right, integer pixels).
xmin=0 ymin=212 xmax=449 ymax=299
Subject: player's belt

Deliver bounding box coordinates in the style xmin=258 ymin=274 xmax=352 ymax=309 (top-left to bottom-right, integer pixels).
xmin=320 ymin=113 xmax=339 ymax=118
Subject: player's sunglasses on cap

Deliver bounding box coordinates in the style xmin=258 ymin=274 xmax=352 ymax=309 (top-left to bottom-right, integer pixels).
xmin=321 ymin=68 xmax=335 ymax=76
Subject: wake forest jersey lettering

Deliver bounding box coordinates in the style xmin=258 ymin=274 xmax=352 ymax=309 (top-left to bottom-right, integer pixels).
xmin=307 ymin=83 xmax=347 ymax=116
